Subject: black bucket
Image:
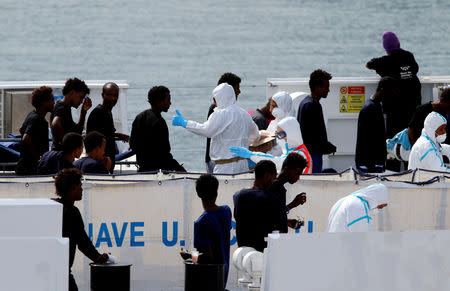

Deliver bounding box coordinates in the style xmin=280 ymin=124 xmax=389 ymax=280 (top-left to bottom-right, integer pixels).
xmin=90 ymin=263 xmax=132 ymax=291
xmin=184 ymin=262 xmax=225 ymax=291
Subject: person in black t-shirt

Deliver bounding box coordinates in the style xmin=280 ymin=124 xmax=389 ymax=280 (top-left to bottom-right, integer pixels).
xmin=16 ymin=86 xmax=55 ymax=175
xmin=233 ymin=160 xmax=284 ymax=252
xmin=53 ymin=168 xmax=109 ymax=291
xmin=366 ymin=31 xmax=422 ymax=138
xmin=87 ymin=82 xmax=129 ymax=172
xmin=130 ymin=86 xmax=185 ymax=172
xmin=51 ymin=78 xmax=92 ymax=150
xmin=205 ymin=72 xmax=241 ymax=173
xmin=269 ymin=152 xmax=308 ymax=231
xmin=407 ymin=88 xmax=450 ymax=146
xmin=74 ymin=131 xmax=111 ymax=174
xmin=37 ymin=133 xmax=84 ymax=175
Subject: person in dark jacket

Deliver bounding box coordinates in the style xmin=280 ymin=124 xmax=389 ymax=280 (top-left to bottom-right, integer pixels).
xmin=130 ymin=86 xmax=185 ymax=172
xmin=37 ymin=133 xmax=83 ymax=175
xmin=366 ymin=31 xmax=422 ymax=139
xmin=87 ymin=82 xmax=129 ymax=171
xmin=205 ymin=72 xmax=241 ymax=173
xmin=16 ymin=86 xmax=54 ymax=175
xmin=355 ymin=77 xmax=398 ymax=172
xmin=53 ymin=168 xmax=109 ymax=291
xmin=297 ymin=69 xmax=336 ymax=173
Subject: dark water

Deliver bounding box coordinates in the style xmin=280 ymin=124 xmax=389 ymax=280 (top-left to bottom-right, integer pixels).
xmin=1 ymin=0 xmax=449 ymax=170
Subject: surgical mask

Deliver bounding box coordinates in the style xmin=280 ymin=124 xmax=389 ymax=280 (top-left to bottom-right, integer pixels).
xmin=272 ymin=108 xmax=286 ymax=120
xmin=436 ymin=134 xmax=447 ymax=143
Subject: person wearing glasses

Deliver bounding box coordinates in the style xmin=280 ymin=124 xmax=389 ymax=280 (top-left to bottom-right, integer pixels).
xmin=230 ymin=117 xmax=312 ymax=174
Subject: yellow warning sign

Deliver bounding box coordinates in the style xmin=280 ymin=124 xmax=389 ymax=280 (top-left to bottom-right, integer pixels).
xmin=339 ymin=86 xmax=365 ymax=113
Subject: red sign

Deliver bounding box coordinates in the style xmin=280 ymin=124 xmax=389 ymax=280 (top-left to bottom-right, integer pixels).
xmin=348 ymin=86 xmax=365 ymax=94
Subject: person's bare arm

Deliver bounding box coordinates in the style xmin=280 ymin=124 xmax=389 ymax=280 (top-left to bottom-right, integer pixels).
xmin=287 ymin=193 xmax=307 ymax=210
xmin=77 ymin=97 xmax=92 ymax=129
xmin=51 ymin=116 xmax=65 ymax=148
xmin=197 ymin=245 xmax=214 ymax=264
xmin=407 ymin=127 xmax=417 ymax=147
xmin=115 ymin=132 xmax=129 ymax=142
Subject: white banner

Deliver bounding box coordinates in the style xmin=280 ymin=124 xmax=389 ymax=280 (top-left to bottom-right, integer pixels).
xmin=1 ymin=169 xmax=449 ymax=290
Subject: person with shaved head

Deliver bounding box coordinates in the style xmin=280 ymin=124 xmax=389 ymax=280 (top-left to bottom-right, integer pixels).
xmin=87 ymin=82 xmax=129 ymax=172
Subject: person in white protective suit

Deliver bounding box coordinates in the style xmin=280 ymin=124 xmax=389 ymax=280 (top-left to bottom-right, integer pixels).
xmin=172 ymin=83 xmax=260 ymax=174
xmin=327 ymin=183 xmax=389 ymax=232
xmin=230 ymin=117 xmax=312 ymax=173
xmin=266 ymin=91 xmax=293 ymax=133
xmin=408 ymin=111 xmax=450 ymax=171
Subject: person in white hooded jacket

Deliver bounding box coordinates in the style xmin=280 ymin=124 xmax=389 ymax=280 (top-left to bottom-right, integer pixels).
xmin=266 ymin=91 xmax=293 ymax=133
xmin=172 ymin=83 xmax=260 ymax=174
xmin=408 ymin=111 xmax=450 ymax=172
xmin=230 ymin=117 xmax=312 ymax=173
xmin=327 ymin=183 xmax=389 ymax=232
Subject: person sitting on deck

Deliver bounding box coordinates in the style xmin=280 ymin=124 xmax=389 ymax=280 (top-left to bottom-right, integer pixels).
xmin=16 ymin=86 xmax=55 ymax=175
xmin=37 ymin=133 xmax=83 ymax=175
xmin=74 ymin=131 xmax=111 ymax=174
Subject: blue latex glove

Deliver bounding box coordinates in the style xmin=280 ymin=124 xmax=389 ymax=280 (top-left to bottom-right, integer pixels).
xmin=172 ymin=109 xmax=187 ymax=128
xmin=229 ymin=146 xmax=253 ymax=159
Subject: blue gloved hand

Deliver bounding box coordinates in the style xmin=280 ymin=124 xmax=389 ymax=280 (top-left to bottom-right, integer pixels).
xmin=229 ymin=146 xmax=253 ymax=159
xmin=172 ymin=109 xmax=187 ymax=128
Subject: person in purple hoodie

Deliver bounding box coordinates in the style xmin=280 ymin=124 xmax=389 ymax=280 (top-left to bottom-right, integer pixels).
xmin=366 ymin=31 xmax=422 ymax=139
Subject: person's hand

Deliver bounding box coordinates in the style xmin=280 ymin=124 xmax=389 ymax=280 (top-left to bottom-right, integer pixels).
xmin=287 ymin=219 xmax=303 ymax=229
xmin=116 ymin=133 xmax=130 ymax=142
xmin=172 ymin=110 xmax=187 ymax=128
xmin=288 ymin=192 xmax=306 ymax=209
xmin=102 ymin=156 xmax=112 ymax=172
xmin=82 ymin=97 xmax=92 ymax=112
xmin=229 ymin=146 xmax=253 ymax=159
xmin=326 ymin=143 xmax=337 ymax=154
xmin=94 ymin=253 xmax=109 ymax=264
xmin=180 ymin=247 xmax=191 ymax=261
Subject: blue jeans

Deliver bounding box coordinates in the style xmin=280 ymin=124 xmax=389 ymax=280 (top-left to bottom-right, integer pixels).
xmin=311 ymin=154 xmax=323 ymax=173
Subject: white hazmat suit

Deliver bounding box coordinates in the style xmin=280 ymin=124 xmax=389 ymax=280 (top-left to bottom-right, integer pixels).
xmin=327 ymin=183 xmax=390 ymax=232
xmin=408 ymin=111 xmax=449 ymax=172
xmin=267 ymin=91 xmax=293 ymax=133
xmin=184 ymin=83 xmax=260 ymax=174
xmin=247 ymin=117 xmax=312 ymax=173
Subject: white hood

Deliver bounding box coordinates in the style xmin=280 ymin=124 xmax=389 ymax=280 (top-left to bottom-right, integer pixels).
xmin=272 ymin=91 xmax=292 ymax=119
xmin=408 ymin=111 xmax=448 ymax=172
xmin=213 ymin=83 xmax=236 ymax=109
xmin=422 ymin=111 xmax=447 ymax=143
xmin=267 ymin=91 xmax=293 ymax=132
xmin=277 ymin=117 xmax=303 ymax=154
xmin=355 ymin=183 xmax=390 ymax=209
